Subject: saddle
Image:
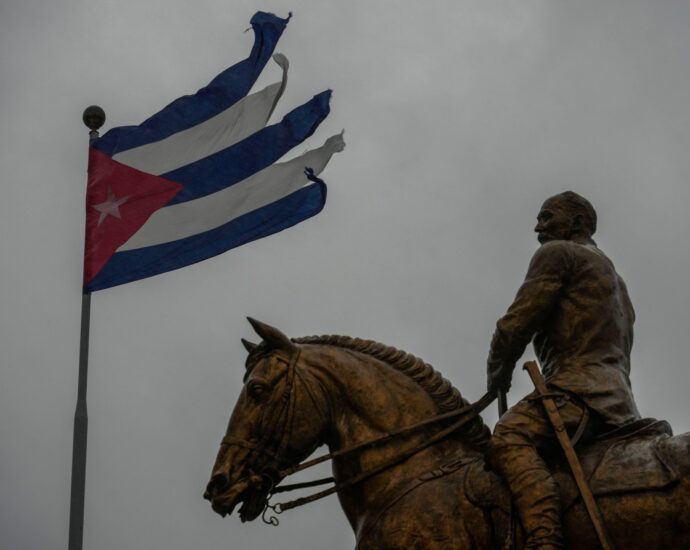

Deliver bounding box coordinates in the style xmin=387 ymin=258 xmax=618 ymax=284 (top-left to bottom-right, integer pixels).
xmin=464 ymin=418 xmax=679 ymax=547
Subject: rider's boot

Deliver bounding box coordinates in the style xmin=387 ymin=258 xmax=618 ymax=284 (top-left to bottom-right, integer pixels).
xmin=487 ymin=444 xmax=564 ymax=549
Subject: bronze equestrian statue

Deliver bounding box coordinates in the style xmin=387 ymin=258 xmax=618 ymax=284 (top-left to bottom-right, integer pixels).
xmin=485 ymin=191 xmax=641 ymax=549
xmin=204 ymin=194 xmax=690 ymax=548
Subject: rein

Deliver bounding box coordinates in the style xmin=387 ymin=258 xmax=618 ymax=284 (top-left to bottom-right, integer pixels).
xmin=218 ymin=347 xmax=495 ymax=523
xmin=264 ymin=391 xmax=496 ymax=519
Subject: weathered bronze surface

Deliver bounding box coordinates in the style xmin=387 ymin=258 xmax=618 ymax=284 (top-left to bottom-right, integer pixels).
xmin=205 ymin=318 xmax=690 ymax=549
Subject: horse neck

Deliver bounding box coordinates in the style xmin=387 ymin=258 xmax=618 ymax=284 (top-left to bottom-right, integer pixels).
xmin=301 ymin=346 xmax=474 ymax=532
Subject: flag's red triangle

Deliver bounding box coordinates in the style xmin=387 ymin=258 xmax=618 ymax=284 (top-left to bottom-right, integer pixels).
xmin=84 ymin=148 xmax=182 ymax=285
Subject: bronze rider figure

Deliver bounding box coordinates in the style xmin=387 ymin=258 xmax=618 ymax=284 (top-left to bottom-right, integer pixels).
xmin=485 ymin=191 xmax=641 ymax=549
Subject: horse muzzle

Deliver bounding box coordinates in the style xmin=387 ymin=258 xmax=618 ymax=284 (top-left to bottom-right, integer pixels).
xmin=204 ymin=469 xmax=269 ymax=522
xmin=204 ymin=475 xmax=250 ymax=517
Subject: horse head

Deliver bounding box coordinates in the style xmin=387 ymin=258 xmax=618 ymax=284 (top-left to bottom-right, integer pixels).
xmin=204 ymin=318 xmax=329 ymax=522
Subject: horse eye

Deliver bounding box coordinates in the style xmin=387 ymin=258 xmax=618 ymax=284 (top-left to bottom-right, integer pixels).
xmin=247 ymin=382 xmax=269 ymax=400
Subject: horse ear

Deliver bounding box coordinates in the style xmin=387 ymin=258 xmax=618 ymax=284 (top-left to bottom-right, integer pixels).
xmin=247 ymin=317 xmax=295 ymax=353
xmin=241 ymin=338 xmax=258 ymax=354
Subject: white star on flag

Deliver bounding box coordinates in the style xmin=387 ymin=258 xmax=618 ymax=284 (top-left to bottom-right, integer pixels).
xmin=92 ymin=187 xmax=130 ymax=226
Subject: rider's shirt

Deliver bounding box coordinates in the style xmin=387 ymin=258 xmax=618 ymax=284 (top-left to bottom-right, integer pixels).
xmin=488 ymin=238 xmax=641 ymax=427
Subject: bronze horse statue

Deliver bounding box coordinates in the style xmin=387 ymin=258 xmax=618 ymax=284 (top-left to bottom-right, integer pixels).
xmin=204 ymin=319 xmax=690 ymax=549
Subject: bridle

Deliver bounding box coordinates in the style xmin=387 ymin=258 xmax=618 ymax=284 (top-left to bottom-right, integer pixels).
xmin=219 ymin=349 xmax=301 ymax=478
xmin=216 ymin=348 xmax=495 ymax=524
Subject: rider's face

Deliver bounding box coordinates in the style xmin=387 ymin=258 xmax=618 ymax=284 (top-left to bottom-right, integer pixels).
xmin=534 ymin=198 xmax=576 ymax=244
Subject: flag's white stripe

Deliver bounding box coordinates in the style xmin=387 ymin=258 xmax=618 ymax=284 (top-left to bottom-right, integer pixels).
xmin=113 ymin=54 xmax=289 ymax=176
xmin=118 ymin=132 xmax=345 ymax=252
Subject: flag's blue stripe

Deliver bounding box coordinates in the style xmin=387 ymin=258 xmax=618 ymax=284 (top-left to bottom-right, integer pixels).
xmin=164 ymin=90 xmax=331 ymax=204
xmin=85 ymin=181 xmax=327 ymax=291
xmin=93 ymin=12 xmax=289 ymax=157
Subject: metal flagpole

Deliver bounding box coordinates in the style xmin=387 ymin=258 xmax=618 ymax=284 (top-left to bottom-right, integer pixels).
xmin=68 ymin=106 xmax=105 ymax=550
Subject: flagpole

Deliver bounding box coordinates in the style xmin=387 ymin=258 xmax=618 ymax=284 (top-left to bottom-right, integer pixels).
xmin=68 ymin=106 xmax=105 ymax=550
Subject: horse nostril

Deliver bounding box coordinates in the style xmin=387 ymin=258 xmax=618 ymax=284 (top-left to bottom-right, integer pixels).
xmin=206 ymin=473 xmax=230 ymax=497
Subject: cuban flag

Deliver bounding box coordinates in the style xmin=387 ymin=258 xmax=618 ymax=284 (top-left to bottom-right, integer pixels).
xmin=83 ymin=12 xmax=344 ymax=292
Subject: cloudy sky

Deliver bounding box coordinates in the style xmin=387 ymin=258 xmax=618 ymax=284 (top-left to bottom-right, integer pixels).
xmin=2 ymin=1 xmax=690 ymax=549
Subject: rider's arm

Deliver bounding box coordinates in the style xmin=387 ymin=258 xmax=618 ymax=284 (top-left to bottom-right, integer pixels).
xmin=487 ymin=241 xmax=573 ymax=392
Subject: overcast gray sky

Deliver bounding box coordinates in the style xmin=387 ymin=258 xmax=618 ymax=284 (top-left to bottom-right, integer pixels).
xmin=2 ymin=1 xmax=690 ymax=549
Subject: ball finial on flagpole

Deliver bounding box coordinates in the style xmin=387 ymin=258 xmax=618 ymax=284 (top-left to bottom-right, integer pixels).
xmin=82 ymin=105 xmax=105 ymax=133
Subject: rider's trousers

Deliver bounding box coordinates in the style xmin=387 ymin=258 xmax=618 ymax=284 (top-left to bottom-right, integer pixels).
xmin=486 ymin=391 xmax=591 ymax=550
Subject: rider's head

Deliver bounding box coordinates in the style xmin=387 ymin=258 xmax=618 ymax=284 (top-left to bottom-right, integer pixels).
xmin=535 ymin=191 xmax=597 ymax=244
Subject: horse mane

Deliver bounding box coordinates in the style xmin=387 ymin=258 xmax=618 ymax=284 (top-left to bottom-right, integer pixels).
xmin=292 ymin=335 xmax=491 ymax=451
